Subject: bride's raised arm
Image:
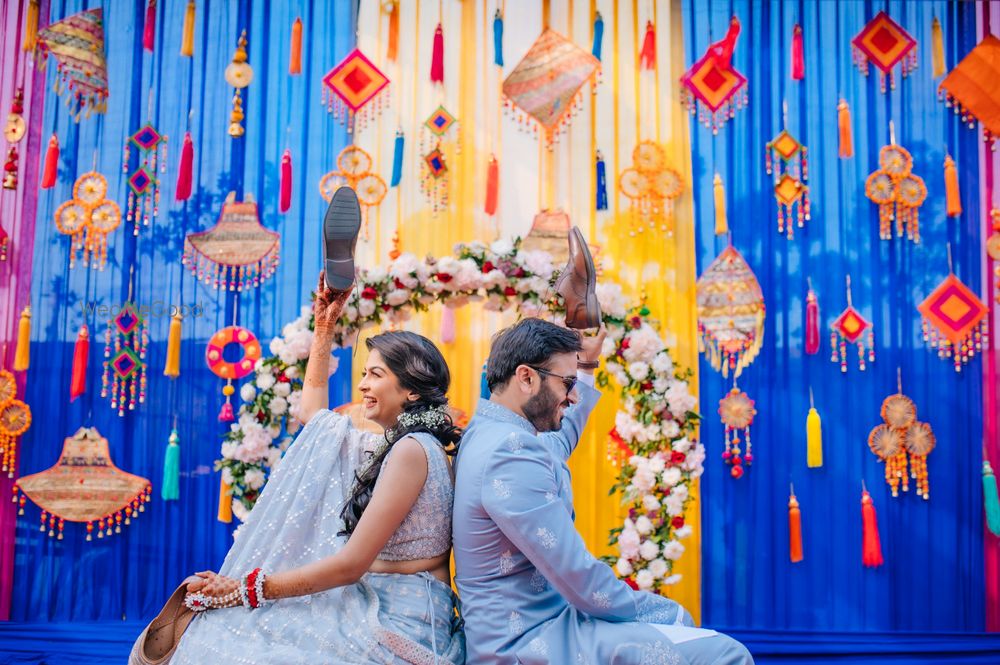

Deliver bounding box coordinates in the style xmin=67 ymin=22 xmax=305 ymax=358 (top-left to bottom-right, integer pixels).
xmin=298 ymin=272 xmax=352 ymax=425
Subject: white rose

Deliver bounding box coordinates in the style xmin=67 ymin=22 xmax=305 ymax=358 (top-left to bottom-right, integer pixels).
xmin=663 ymin=574 xmax=682 ymax=585
xmin=269 ymin=396 xmax=288 ymax=415
xmin=661 ymin=420 xmax=680 ymax=439
xmin=253 ymin=358 xmax=266 ymax=372
xmin=627 ymin=362 xmax=650 ymax=381
xmin=601 ymin=336 xmax=617 ymax=358
xmin=385 ymin=288 xmax=410 ymax=307
xmin=674 ymin=525 xmax=693 ymax=539
xmin=616 ymin=558 xmax=634 ymax=576
xmin=273 ymin=382 xmax=291 ymax=397
xmin=358 ymin=299 xmax=376 ymax=317
xmin=244 ymin=468 xmax=266 ymax=490
xmin=635 ymin=569 xmax=655 ymax=590
xmin=653 ymin=352 xmax=674 ymax=375
xmin=221 ymin=442 xmax=238 ymax=459
xmin=662 ymin=540 xmax=685 ymax=561
xmin=641 ymin=494 xmax=661 ymax=512
xmin=256 ymin=373 xmax=276 ymax=391
xmin=265 ymin=447 xmax=283 ymax=469
xmin=284 ymin=365 xmax=300 ymax=380
xmin=240 ymin=383 xmax=256 ymax=402
xmin=635 ymin=516 xmax=654 ymax=535
xmin=490 ymin=238 xmax=514 ymax=255
xmin=231 ymin=500 xmax=249 ymax=522
xmin=221 ymin=467 xmax=235 ymax=484
xmin=595 ymin=282 xmax=628 ymax=319
xmin=365 ymin=265 xmax=387 ymax=282
xmin=648 ymin=456 xmax=666 ymax=473
xmin=639 ymin=540 xmax=660 ymax=560
xmin=653 ymin=377 xmax=671 ymax=394
xmin=268 ymin=338 xmax=285 ymax=355
xmin=606 ymin=362 xmax=628 ymax=386
xmin=648 ymin=558 xmax=668 ymax=579
xmin=661 ymin=467 xmax=682 ymax=488
xmin=665 ymin=493 xmax=685 ymax=517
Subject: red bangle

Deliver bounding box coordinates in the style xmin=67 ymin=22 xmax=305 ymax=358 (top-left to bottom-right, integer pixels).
xmin=246 ymin=568 xmax=261 ymax=608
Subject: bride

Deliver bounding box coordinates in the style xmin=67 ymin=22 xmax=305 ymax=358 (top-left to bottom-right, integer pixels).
xmin=136 ymin=187 xmax=465 ymax=664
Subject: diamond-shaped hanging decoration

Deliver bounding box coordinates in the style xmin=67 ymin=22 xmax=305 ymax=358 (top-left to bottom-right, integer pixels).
xmin=774 ymin=174 xmax=805 ymax=206
xmin=424 ymin=149 xmax=447 ymax=178
xmin=130 ymin=124 xmax=163 ymax=151
xmin=852 ymin=11 xmax=917 ymax=92
xmin=680 ymin=17 xmax=747 ymax=134
xmin=323 ymin=49 xmax=389 ymax=113
xmin=770 ymin=130 xmax=802 ymax=161
xmin=111 ymin=347 xmax=141 ymax=380
xmin=918 ymin=274 xmax=987 ymax=347
xmin=425 ymin=106 xmax=456 ymax=136
xmin=128 ymin=169 xmax=153 ymax=196
xmin=832 ymin=306 xmax=870 ymax=344
xmin=939 ymin=35 xmax=1000 ymax=146
xmin=114 ymin=303 xmax=140 ymax=335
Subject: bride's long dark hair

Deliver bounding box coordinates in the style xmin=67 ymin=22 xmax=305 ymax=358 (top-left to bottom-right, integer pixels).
xmin=339 ymin=331 xmax=461 ymax=536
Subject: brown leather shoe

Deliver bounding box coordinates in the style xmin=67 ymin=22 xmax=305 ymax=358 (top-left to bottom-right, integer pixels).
xmin=129 ymin=576 xmax=200 ymax=665
xmin=556 ymin=227 xmax=601 ymax=329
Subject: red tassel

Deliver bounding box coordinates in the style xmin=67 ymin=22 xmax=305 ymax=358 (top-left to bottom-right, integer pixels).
xmin=143 ymin=0 xmax=156 ymax=52
xmin=70 ymin=325 xmax=89 ymax=401
xmin=805 ymin=284 xmax=820 ymax=355
xmin=218 ymin=401 xmax=234 ymax=422
xmin=430 ymin=23 xmax=444 ymax=84
xmin=279 ymin=149 xmax=292 ymax=214
xmin=175 ymin=132 xmax=194 ymax=201
xmin=639 ymin=21 xmax=656 ymax=70
xmin=40 ymin=134 xmax=59 ymax=189
xmin=791 ymin=24 xmax=804 ymax=80
xmin=710 ymin=17 xmax=741 ymax=69
xmin=861 ymin=489 xmax=884 ymax=567
xmin=484 ymin=156 xmax=499 ymax=216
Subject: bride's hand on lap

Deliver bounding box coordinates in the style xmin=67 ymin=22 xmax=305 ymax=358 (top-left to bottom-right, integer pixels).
xmin=186 ymin=571 xmax=241 ymax=609
xmin=313 ymin=271 xmax=353 ymax=337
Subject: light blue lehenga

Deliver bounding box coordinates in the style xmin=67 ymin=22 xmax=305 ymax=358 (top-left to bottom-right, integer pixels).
xmin=170 ymin=409 xmax=465 ymax=665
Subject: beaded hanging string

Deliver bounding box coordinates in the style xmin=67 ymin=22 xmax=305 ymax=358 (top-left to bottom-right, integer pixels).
xmin=101 ymin=266 xmax=148 ymax=416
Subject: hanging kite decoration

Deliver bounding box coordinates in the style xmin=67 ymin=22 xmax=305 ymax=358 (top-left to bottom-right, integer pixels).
xmin=419 ymin=106 xmax=459 ymax=214
xmin=696 ymin=245 xmax=765 ymax=378
xmin=765 ymin=123 xmax=810 ymax=238
xmin=618 ymin=141 xmax=684 ymax=236
xmin=830 ymin=275 xmax=874 ymax=372
xmin=988 ymin=208 xmax=1000 ymax=303
xmin=182 ymin=194 xmax=280 ymax=291
xmin=851 ymin=11 xmax=918 ymax=93
xmin=680 ymin=17 xmax=747 ymax=135
xmin=101 ymin=294 xmax=149 ymax=417
xmin=939 ymin=35 xmax=1000 ymax=147
xmin=13 ymin=427 xmax=151 ymax=541
xmin=917 ymin=274 xmax=987 ymax=372
xmin=867 ymin=375 xmax=935 ymax=499
xmin=718 ymin=383 xmax=756 ymax=479
xmin=322 ymin=48 xmax=390 ymax=133
xmin=34 ymin=8 xmax=109 ymax=119
xmin=121 ymin=123 xmax=167 ymax=235
xmin=319 ymin=146 xmax=387 ymax=238
xmin=0 ymin=369 xmax=31 ymax=478
xmin=865 ymin=127 xmax=926 ymax=243
xmin=54 ymin=171 xmax=122 ymax=270
xmin=225 ymin=31 xmax=252 ymax=138
xmin=206 ymin=326 xmax=261 ymax=422
xmin=502 ymin=28 xmax=600 ymax=149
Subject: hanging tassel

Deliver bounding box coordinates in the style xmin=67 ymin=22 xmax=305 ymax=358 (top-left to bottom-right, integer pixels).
xmin=791 ymin=24 xmax=804 ymax=80
xmin=22 ymin=0 xmax=39 ymax=52
xmin=175 ymin=132 xmax=194 ymax=202
xmin=806 ymin=389 xmax=823 ymax=468
xmin=596 ymin=150 xmax=608 ymax=211
xmin=289 ymin=18 xmax=302 ymax=75
xmin=713 ymin=173 xmax=727 ymax=235
xmin=162 ymin=428 xmax=180 ymax=501
xmin=480 ymin=361 xmax=490 ymax=399
xmin=14 ymin=307 xmax=30 ymax=372
xmin=180 ymin=0 xmax=196 ymax=57
xmin=70 ymin=325 xmax=89 ymax=401
xmin=143 ymin=0 xmax=157 ymax=53
xmin=484 ymin=155 xmax=499 ymax=216
xmin=944 ymin=154 xmax=961 ymax=218
xmin=493 ymin=9 xmax=504 ymax=67
xmin=861 ymin=488 xmax=884 ymax=567
xmin=984 ymin=461 xmax=1000 ymax=537
xmin=217 ymin=477 xmax=233 ymax=523
xmin=218 ymin=382 xmax=235 ymax=421
xmin=387 ymin=3 xmax=399 ymax=62
xmin=430 ymin=23 xmax=444 ymax=84
xmin=164 ymin=311 xmax=182 ymax=378
xmin=639 ymin=21 xmax=656 ymax=70
xmin=592 ymin=11 xmax=604 ymax=60
xmin=390 ymin=130 xmax=404 ymax=187
xmin=40 ymin=134 xmax=59 ymax=189
xmin=931 ymin=17 xmax=945 ymax=78
xmin=279 ymin=149 xmax=292 ymax=214
xmin=805 ymin=282 xmax=820 ymax=355
xmin=789 ymin=487 xmax=803 ymax=563
xmin=441 ymin=306 xmax=456 ymax=344
xmin=838 ymin=99 xmax=853 ymax=159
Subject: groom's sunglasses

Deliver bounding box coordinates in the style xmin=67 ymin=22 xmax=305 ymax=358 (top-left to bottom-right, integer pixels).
xmin=527 ymin=365 xmax=578 ymax=396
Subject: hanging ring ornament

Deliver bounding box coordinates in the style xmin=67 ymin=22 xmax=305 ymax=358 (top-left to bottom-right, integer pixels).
xmin=867 ymin=423 xmax=902 ymax=458
xmin=880 ymin=393 xmax=916 ymax=429
xmin=878 ymin=144 xmax=913 ymax=178
xmin=205 ymin=326 xmax=262 ymax=380
xmin=0 ymin=400 xmax=31 ymax=438
xmin=225 ymin=31 xmax=253 ymax=89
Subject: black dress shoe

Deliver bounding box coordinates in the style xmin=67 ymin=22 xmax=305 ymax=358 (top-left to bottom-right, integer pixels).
xmin=323 ymin=186 xmax=362 ymax=291
xmin=556 ymin=227 xmax=601 ymax=329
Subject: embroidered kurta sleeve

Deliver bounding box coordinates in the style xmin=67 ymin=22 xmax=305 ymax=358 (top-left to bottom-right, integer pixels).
xmin=538 ymin=378 xmax=601 ymax=461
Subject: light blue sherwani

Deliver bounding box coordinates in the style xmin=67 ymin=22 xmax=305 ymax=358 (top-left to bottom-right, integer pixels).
xmin=453 ymin=380 xmax=709 ymax=664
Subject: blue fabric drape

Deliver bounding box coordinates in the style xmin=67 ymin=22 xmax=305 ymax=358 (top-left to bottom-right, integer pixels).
xmin=683 ymin=1 xmax=985 ymax=633
xmin=12 ymin=0 xmax=354 ymax=621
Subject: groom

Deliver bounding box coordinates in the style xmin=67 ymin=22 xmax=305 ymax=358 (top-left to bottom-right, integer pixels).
xmin=452 ymin=317 xmax=753 ymax=664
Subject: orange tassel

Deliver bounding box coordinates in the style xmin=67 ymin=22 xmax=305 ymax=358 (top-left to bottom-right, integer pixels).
xmin=386 ymin=2 xmax=399 ymax=62
xmin=13 ymin=306 xmax=30 ymax=372
xmin=180 ymin=1 xmax=196 ymax=57
xmin=944 ymin=154 xmax=961 ymax=217
xmin=789 ymin=487 xmax=803 ymax=562
xmin=163 ymin=311 xmax=182 ymax=378
xmin=861 ymin=489 xmax=884 ymax=567
xmin=484 ymin=155 xmax=499 ymax=216
xmin=22 ymin=0 xmax=39 ymax=52
xmin=218 ymin=478 xmax=233 ymax=523
xmin=838 ymin=99 xmax=853 ymax=158
xmin=289 ymin=18 xmax=302 ymax=75
xmin=70 ymin=325 xmax=89 ymax=401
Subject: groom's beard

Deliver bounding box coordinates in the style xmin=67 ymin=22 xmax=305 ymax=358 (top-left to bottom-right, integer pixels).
xmin=523 ymin=382 xmax=567 ymax=432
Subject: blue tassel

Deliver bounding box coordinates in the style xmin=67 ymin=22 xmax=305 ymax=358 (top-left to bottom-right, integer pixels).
xmin=596 ymin=150 xmax=608 ymax=210
xmin=985 ymin=461 xmax=1000 ymax=536
xmin=390 ymin=130 xmax=404 ymax=187
xmin=493 ymin=9 xmax=504 ymax=67
xmin=161 ymin=428 xmax=180 ymax=501
xmin=592 ymin=11 xmax=604 ymax=60
xmin=480 ymin=362 xmax=490 ymax=399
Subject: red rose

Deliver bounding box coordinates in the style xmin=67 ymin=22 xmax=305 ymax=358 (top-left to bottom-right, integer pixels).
xmin=514 ymin=267 xmax=526 ymax=278
xmin=361 ymin=286 xmax=378 ymax=300
xmin=621 ymin=338 xmax=631 ymax=350
xmin=436 ymin=272 xmax=453 ymax=283
xmin=482 ymin=261 xmax=495 ymax=273
xmin=671 ymin=450 xmax=686 ymax=465
xmin=624 ymin=577 xmax=639 ymax=590
xmin=630 ymin=316 xmax=642 ymax=329
xmin=671 ymin=516 xmax=685 ymax=529
xmin=394 ymin=278 xmax=406 ymax=289
xmin=277 ymin=373 xmax=290 ymax=383
xmin=641 ymin=382 xmax=653 ymax=391
xmin=504 ymin=286 xmax=517 ymax=296
xmin=256 ymin=411 xmax=266 ymax=422
xmin=381 ymin=304 xmax=391 ymax=311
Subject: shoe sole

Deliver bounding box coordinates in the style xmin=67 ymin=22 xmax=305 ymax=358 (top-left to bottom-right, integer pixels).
xmin=323 ymin=186 xmax=362 ymax=291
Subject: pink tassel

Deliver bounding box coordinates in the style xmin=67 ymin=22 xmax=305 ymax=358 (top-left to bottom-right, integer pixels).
xmin=40 ymin=134 xmax=59 ymax=189
xmin=175 ymin=133 xmax=194 ymax=201
xmin=430 ymin=23 xmax=444 ymax=84
xmin=791 ymin=25 xmax=804 ymax=80
xmin=279 ymin=149 xmax=292 ymax=213
xmin=805 ymin=284 xmax=820 ymax=355
xmin=218 ymin=401 xmax=234 ymax=422
xmin=143 ymin=0 xmax=156 ymax=52
xmin=440 ymin=306 xmax=455 ymax=344
xmin=484 ymin=156 xmax=499 ymax=216
xmin=639 ymin=21 xmax=656 ymax=70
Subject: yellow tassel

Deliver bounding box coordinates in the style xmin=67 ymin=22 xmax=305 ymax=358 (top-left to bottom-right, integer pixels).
xmin=22 ymin=0 xmax=39 ymax=52
xmin=931 ymin=17 xmax=945 ymax=78
xmin=13 ymin=307 xmax=30 ymax=372
xmin=181 ymin=1 xmax=196 ymax=57
xmin=163 ymin=312 xmax=182 ymax=378
xmin=289 ymin=17 xmax=302 ymax=75
xmin=807 ymin=407 xmax=823 ymax=468
xmin=217 ymin=478 xmax=233 ymax=523
xmin=713 ymin=173 xmax=727 ymax=235
xmin=838 ymin=99 xmax=853 ymax=158
xmin=944 ymin=154 xmax=962 ymax=217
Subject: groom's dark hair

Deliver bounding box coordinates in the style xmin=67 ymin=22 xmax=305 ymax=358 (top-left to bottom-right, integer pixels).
xmin=486 ymin=318 xmax=582 ymax=392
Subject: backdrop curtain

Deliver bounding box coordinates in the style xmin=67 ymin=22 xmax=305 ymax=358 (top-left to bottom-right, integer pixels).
xmin=683 ymin=0 xmax=986 ymax=634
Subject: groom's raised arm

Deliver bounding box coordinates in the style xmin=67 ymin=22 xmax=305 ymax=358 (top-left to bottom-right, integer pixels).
xmin=538 ymin=373 xmax=601 ymax=460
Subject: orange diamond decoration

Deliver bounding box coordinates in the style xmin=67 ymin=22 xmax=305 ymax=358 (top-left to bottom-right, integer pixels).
xmin=851 ymin=11 xmax=917 ymax=91
xmin=770 ymin=130 xmax=801 ymax=161
xmin=774 ymin=174 xmax=804 ymax=206
xmin=833 ymin=306 xmax=870 ymax=343
xmin=323 ymin=49 xmax=389 ymax=112
xmin=918 ymin=274 xmax=986 ymax=346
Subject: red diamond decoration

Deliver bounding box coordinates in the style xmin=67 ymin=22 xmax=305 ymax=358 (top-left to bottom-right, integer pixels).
xmin=111 ymin=347 xmax=141 ymax=380
xmin=917 ymin=274 xmax=987 ymax=345
xmin=832 ymin=306 xmax=870 ymax=344
xmin=114 ymin=303 xmax=141 ymax=335
xmin=681 ymin=49 xmax=747 ymax=113
xmin=323 ymin=49 xmax=389 ymax=113
xmin=852 ymin=11 xmax=916 ymax=75
xmin=425 ymin=149 xmax=447 ymax=178
xmin=130 ymin=124 xmax=162 ymax=151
